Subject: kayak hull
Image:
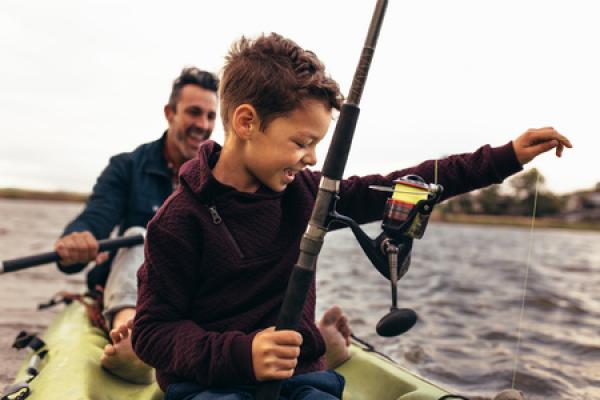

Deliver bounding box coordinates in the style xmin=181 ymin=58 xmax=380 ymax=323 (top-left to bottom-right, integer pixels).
xmin=11 ymin=302 xmax=448 ymax=399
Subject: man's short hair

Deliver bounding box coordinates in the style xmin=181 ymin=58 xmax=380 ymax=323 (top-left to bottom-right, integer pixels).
xmin=168 ymin=67 xmax=219 ymax=112
xmin=219 ymin=33 xmax=343 ymax=131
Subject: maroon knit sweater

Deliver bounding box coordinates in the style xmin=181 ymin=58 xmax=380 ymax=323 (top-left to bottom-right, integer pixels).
xmin=132 ymin=140 xmax=521 ymax=391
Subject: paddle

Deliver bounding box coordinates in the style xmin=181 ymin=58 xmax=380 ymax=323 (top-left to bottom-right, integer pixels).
xmin=0 ymin=234 xmax=145 ymax=274
xmin=256 ymin=1 xmax=389 ymax=399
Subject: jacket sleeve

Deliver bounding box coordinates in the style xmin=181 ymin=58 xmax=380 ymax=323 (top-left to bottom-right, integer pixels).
xmin=335 ymin=141 xmax=522 ymax=224
xmin=131 ymin=218 xmax=258 ymax=387
xmin=57 ymin=154 xmax=131 ymax=274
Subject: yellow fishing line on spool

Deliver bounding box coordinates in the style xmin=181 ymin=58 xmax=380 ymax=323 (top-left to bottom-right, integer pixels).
xmin=391 ymin=181 xmax=429 ymax=204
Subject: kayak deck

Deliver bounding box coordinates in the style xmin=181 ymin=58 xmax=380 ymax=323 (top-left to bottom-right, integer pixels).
xmin=12 ymin=302 xmax=448 ymax=399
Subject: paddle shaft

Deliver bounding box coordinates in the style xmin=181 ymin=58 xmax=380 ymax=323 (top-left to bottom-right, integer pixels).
xmin=256 ymin=1 xmax=389 ymax=399
xmin=0 ymin=234 xmax=145 ymax=274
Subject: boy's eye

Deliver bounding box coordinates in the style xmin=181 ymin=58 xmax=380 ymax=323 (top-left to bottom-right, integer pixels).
xmin=294 ymin=141 xmax=307 ymax=149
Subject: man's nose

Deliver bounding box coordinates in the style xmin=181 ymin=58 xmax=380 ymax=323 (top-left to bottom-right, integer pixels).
xmin=195 ymin=114 xmax=210 ymax=130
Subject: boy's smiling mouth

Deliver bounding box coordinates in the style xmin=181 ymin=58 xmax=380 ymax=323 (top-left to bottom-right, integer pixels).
xmin=283 ymin=168 xmax=298 ymax=183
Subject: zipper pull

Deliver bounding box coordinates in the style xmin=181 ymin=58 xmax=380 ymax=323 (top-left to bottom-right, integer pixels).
xmin=208 ymin=205 xmax=222 ymax=224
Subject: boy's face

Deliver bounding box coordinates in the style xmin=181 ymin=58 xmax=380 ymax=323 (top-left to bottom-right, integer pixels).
xmin=244 ymin=99 xmax=332 ymax=192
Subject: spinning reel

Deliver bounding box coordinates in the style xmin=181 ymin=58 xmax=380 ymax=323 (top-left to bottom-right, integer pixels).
xmin=329 ymin=175 xmax=443 ymax=337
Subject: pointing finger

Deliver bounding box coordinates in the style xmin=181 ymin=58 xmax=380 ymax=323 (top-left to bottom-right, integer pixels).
xmin=541 ymin=129 xmax=572 ymax=148
xmin=556 ymin=142 xmax=564 ymax=157
xmin=530 ymin=140 xmax=558 ymax=157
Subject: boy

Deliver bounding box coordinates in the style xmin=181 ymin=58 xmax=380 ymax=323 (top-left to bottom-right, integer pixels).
xmin=131 ymin=33 xmax=570 ymax=399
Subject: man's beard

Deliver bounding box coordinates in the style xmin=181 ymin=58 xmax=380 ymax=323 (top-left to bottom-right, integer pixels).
xmin=175 ymin=126 xmax=211 ymax=160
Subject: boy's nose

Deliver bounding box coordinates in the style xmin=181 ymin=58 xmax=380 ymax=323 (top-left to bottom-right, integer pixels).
xmin=303 ymin=148 xmax=317 ymax=166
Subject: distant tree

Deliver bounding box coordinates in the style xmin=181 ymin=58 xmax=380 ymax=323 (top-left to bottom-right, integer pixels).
xmin=534 ymin=192 xmax=564 ymax=216
xmin=455 ymin=193 xmax=475 ymax=214
xmin=476 ymin=185 xmax=511 ymax=215
xmin=509 ymin=168 xmax=546 ymax=200
xmin=439 ymin=168 xmax=569 ymax=218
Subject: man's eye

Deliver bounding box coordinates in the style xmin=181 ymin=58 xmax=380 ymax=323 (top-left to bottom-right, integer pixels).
xmin=294 ymin=141 xmax=306 ymax=148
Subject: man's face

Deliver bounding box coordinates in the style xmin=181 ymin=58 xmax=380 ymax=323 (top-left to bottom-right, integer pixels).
xmin=165 ymin=84 xmax=218 ymax=164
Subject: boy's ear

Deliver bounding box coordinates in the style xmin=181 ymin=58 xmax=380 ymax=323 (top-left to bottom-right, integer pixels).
xmin=232 ymin=104 xmax=258 ymax=140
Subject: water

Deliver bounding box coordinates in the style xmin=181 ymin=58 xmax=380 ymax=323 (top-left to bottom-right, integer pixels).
xmin=1 ymin=199 xmax=599 ymax=399
xmin=317 ymin=222 xmax=600 ymax=399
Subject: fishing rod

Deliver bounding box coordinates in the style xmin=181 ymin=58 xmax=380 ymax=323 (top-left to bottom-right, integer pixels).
xmin=256 ymin=1 xmax=389 ymax=399
xmin=0 ymin=234 xmax=145 ymax=274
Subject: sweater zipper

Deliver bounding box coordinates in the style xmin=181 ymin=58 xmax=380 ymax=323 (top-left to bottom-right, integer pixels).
xmin=207 ymin=205 xmax=244 ymax=259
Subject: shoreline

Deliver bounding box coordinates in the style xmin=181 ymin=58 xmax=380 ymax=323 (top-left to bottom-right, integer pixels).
xmin=431 ymin=212 xmax=600 ymax=231
xmin=0 ymin=188 xmax=88 ymax=203
xmin=1 ymin=190 xmax=598 ymax=231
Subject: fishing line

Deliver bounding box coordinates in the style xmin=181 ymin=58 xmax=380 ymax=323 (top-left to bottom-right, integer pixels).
xmin=511 ymin=168 xmax=540 ymax=389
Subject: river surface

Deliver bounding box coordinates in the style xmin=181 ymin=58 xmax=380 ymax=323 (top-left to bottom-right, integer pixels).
xmin=0 ymin=198 xmax=598 ymax=399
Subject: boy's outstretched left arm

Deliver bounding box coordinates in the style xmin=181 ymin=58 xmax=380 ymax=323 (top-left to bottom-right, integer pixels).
xmin=334 ymin=127 xmax=571 ymax=224
xmin=512 ymin=126 xmax=572 ymax=165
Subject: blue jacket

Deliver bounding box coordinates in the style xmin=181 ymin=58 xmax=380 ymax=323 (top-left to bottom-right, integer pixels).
xmin=59 ymin=133 xmax=173 ymax=290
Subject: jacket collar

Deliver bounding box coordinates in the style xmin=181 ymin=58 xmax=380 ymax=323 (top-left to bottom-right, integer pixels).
xmin=144 ymin=132 xmax=170 ymax=178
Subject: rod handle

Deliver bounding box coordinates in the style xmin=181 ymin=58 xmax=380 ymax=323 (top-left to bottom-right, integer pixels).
xmin=255 ymin=265 xmax=314 ymax=400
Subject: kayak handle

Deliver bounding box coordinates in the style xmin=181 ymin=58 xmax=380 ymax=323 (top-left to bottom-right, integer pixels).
xmin=0 ymin=234 xmax=145 ymax=275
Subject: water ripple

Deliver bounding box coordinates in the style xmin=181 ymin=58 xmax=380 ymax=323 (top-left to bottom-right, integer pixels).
xmin=317 ymin=222 xmax=600 ymax=399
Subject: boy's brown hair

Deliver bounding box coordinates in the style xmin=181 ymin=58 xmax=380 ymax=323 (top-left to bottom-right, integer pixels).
xmin=219 ymin=33 xmax=343 ymax=131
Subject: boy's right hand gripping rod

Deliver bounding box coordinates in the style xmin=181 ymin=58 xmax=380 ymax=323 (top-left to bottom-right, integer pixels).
xmin=257 ymin=1 xmax=389 ymax=399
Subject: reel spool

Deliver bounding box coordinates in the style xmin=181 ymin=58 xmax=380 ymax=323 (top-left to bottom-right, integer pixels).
xmin=373 ymin=174 xmax=441 ymax=240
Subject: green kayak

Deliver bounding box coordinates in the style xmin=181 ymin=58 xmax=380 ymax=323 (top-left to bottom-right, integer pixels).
xmin=9 ymin=302 xmax=450 ymax=400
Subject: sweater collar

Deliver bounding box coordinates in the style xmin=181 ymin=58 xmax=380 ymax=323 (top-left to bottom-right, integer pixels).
xmin=180 ymin=140 xmax=283 ymax=203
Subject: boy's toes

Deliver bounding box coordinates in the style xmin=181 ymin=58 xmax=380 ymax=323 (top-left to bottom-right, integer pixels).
xmin=103 ymin=343 xmax=116 ymax=357
xmin=337 ymin=316 xmax=352 ymax=345
xmin=110 ymin=330 xmax=122 ymax=344
xmin=118 ymin=324 xmax=130 ymax=338
xmin=321 ymin=306 xmax=343 ymax=326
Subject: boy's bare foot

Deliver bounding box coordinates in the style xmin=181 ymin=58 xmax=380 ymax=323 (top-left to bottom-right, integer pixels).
xmin=100 ymin=319 xmax=154 ymax=384
xmin=318 ymin=306 xmax=352 ymax=369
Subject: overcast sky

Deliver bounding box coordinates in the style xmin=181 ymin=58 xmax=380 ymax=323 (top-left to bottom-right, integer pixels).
xmin=1 ymin=0 xmax=598 ymax=194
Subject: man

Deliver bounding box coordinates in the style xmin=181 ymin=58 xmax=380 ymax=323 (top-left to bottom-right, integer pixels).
xmin=55 ymin=67 xmax=220 ymax=383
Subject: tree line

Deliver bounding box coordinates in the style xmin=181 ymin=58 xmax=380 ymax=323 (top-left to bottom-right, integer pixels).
xmin=439 ymin=169 xmax=600 ymax=217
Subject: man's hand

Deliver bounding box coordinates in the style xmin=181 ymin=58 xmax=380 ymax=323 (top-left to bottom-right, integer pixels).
xmin=54 ymin=231 xmax=109 ymax=267
xmin=513 ymin=127 xmax=572 ymax=165
xmin=252 ymin=327 xmax=302 ymax=381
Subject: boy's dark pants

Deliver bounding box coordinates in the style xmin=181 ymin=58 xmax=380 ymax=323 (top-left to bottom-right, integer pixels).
xmin=165 ymin=370 xmax=345 ymax=400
